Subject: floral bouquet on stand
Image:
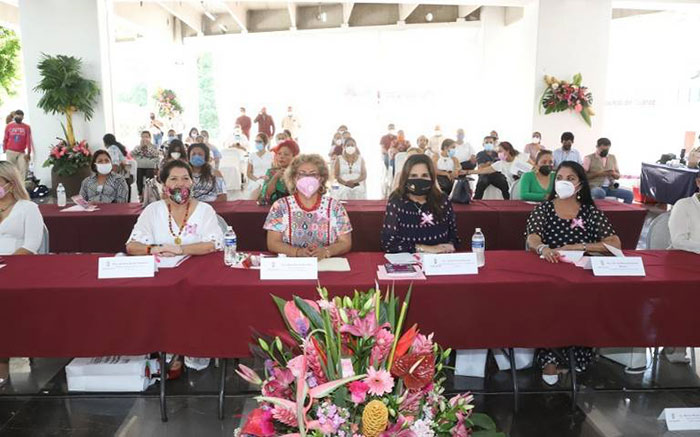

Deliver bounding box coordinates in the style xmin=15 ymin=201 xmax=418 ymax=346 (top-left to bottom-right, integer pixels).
xmin=43 ymin=139 xmax=91 ymax=177
xmin=153 ymin=88 xmax=183 ymax=120
xmin=540 ymin=73 xmax=594 ymax=126
xmin=235 ymin=286 xmax=503 ymax=437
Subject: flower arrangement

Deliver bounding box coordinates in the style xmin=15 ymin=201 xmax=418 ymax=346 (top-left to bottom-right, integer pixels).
xmin=235 ymin=287 xmax=503 ymax=437
xmin=153 ymin=88 xmax=183 ymax=120
xmin=540 ymin=73 xmax=594 ymax=127
xmin=42 ymin=138 xmax=91 ymax=177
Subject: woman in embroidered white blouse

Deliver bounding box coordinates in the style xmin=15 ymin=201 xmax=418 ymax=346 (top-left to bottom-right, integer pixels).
xmin=126 ymin=160 xmax=223 ymax=257
xmin=669 ymin=173 xmax=700 ymax=254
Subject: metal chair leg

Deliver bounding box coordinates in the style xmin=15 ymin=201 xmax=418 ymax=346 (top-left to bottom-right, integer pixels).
xmin=160 ymin=352 xmax=168 ymax=422
xmin=505 ymin=348 xmax=519 ymax=412
xmin=691 ymin=348 xmax=697 ymax=373
xmin=569 ymin=348 xmax=577 ymax=410
xmin=218 ymin=358 xmax=228 ymax=420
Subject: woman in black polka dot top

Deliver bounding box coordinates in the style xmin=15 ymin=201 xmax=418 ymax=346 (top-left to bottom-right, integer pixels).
xmin=381 ymin=154 xmax=460 ymax=254
xmin=525 ymin=160 xmax=622 ymax=386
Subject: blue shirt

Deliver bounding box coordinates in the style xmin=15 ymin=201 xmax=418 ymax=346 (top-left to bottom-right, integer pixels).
xmin=553 ymin=148 xmax=582 ymax=167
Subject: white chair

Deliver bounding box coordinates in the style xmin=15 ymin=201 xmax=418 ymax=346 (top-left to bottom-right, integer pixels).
xmin=482 ymin=185 xmax=504 ymax=200
xmin=220 ymin=149 xmax=243 ymax=192
xmin=646 ymin=212 xmax=671 ymax=250
xmin=393 ymin=152 xmax=408 ymax=177
xmin=509 ymin=178 xmax=522 ymax=200
xmin=216 ymin=214 xmax=229 ymax=234
xmin=38 ymin=225 xmax=49 ymax=254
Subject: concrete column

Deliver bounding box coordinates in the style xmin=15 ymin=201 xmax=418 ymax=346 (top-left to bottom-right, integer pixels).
xmin=18 ymin=0 xmax=115 ymax=183
xmin=531 ymin=0 xmax=612 ymax=156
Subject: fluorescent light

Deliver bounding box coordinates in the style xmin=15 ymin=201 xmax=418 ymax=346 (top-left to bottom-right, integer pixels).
xmin=204 ymin=10 xmax=216 ymax=21
xmin=218 ymin=24 xmax=228 ymax=32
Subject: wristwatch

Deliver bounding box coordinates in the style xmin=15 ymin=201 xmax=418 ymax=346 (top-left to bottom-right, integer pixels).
xmin=536 ymin=244 xmax=547 ymax=256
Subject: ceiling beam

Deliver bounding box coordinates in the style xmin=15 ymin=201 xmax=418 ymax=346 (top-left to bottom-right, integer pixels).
xmin=456 ymin=5 xmax=479 ymax=21
xmin=398 ymin=3 xmax=419 ymax=24
xmin=220 ymin=1 xmax=248 ymax=33
xmin=287 ymin=1 xmax=297 ymax=31
xmin=156 ymin=1 xmax=203 ymax=36
xmin=342 ymin=2 xmax=354 ymax=27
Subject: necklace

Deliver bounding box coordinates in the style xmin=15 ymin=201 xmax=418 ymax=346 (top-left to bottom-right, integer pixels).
xmin=295 ymin=192 xmax=321 ymax=212
xmin=167 ymin=201 xmax=191 ymax=245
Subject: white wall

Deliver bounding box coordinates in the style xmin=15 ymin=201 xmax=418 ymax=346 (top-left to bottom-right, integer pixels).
xmin=531 ymin=0 xmax=612 ymax=157
xmin=18 ymin=0 xmax=114 ymax=183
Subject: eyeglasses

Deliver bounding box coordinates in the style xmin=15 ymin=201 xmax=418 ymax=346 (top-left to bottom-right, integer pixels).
xmin=298 ymin=172 xmax=319 ymax=178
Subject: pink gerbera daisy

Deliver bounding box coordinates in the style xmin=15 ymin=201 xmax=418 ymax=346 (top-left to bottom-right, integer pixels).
xmin=363 ymin=366 xmax=394 ymax=396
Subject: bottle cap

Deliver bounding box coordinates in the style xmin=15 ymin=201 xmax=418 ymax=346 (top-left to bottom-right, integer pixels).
xmin=475 ymin=227 xmax=481 ymax=232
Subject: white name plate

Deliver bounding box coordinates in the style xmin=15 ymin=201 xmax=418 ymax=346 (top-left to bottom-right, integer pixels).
xmin=422 ymin=253 xmax=478 ymax=276
xmin=591 ymin=257 xmax=645 ymax=277
xmin=260 ymin=256 xmax=318 ymax=280
xmin=98 ymin=256 xmax=155 ymax=279
xmin=658 ymin=408 xmax=700 ymax=431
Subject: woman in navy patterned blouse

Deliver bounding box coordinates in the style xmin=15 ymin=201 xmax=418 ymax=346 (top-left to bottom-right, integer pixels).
xmin=381 ymin=154 xmax=460 ymax=253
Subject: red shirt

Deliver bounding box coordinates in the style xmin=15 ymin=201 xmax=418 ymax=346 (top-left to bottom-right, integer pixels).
xmin=380 ymin=134 xmax=396 ymax=153
xmin=254 ymin=114 xmax=275 ymax=137
xmin=236 ymin=115 xmax=252 ymax=139
xmin=3 ymin=122 xmax=32 ymax=153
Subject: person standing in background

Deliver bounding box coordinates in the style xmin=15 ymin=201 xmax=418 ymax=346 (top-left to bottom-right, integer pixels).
xmin=281 ymin=106 xmax=300 ymax=140
xmin=132 ymin=131 xmax=160 ymax=198
xmin=428 ymin=125 xmax=444 ymax=155
xmin=254 ymin=107 xmax=275 ymax=138
xmin=2 ymin=110 xmax=33 ymax=179
xmin=380 ymin=123 xmax=397 ymax=168
xmin=149 ymin=112 xmax=164 ymax=146
xmin=236 ymin=107 xmax=252 ymax=139
xmin=524 ymin=131 xmax=546 ymax=165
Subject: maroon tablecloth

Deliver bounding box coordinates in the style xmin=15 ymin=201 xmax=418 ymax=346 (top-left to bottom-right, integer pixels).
xmin=2 ymin=250 xmax=698 ymax=358
xmin=40 ymin=200 xmax=646 ymax=254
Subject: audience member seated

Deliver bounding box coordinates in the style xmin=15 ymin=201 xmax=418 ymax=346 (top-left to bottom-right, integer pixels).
xmin=264 ymin=154 xmax=352 ymax=258
xmin=381 ymin=154 xmax=459 ymax=254
xmin=187 ymin=143 xmax=227 ymax=202
xmin=472 ymin=136 xmax=510 ymax=200
xmin=454 ymin=128 xmax=476 ymax=170
xmin=79 ymin=150 xmax=129 ymax=203
xmin=524 ymin=131 xmax=546 ymax=165
xmin=585 ymin=137 xmax=633 ymax=204
xmin=334 ymin=138 xmax=367 ymax=200
xmin=161 ymin=139 xmax=188 ymax=172
xmin=329 ymin=132 xmax=344 ymax=160
xmin=416 ymin=135 xmax=432 ymax=158
xmin=260 ymin=139 xmax=299 ymax=205
xmin=103 ymin=133 xmax=132 ymax=189
xmin=245 ymin=133 xmax=273 ymax=200
xmin=519 ymin=150 xmax=554 ymax=202
xmin=391 ymin=147 xmax=422 ymax=191
xmin=433 ymin=139 xmax=461 ymax=194
xmin=553 ymin=131 xmax=582 ymax=167
xmin=0 ymin=161 xmax=46 ymax=386
xmin=131 ymin=131 xmax=160 ymax=198
xmin=200 ymin=130 xmax=222 ymax=170
xmin=185 ymin=127 xmax=199 ymax=146
xmin=689 ymin=141 xmax=700 ymax=168
xmin=525 ymin=161 xmax=621 ymax=385
xmin=467 ymin=141 xmax=528 ymax=187
xmin=669 ymin=172 xmax=700 ymax=254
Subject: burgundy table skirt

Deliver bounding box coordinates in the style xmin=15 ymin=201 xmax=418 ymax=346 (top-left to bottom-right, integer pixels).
xmin=39 ymin=199 xmax=646 ymax=254
xmin=2 ymin=250 xmax=698 ymax=358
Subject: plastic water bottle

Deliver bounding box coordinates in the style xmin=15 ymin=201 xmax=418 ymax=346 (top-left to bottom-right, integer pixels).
xmin=56 ymin=183 xmax=66 ymax=207
xmin=471 ymin=227 xmax=485 ymax=267
xmin=224 ymin=226 xmax=237 ymax=266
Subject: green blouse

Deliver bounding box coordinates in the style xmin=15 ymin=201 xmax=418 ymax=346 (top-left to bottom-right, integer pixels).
xmin=259 ymin=167 xmax=289 ymax=205
xmin=520 ymin=171 xmax=554 ymax=201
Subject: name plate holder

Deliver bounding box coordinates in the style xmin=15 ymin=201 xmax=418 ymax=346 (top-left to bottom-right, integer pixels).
xmin=98 ymin=256 xmax=156 ymax=279
xmin=422 ymin=253 xmax=479 ymax=276
xmin=260 ymin=256 xmax=318 ymax=280
xmin=591 ymin=257 xmax=645 ymax=277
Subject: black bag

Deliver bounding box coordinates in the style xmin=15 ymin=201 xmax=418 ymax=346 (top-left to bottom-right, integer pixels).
xmin=449 ymin=177 xmax=472 ymax=204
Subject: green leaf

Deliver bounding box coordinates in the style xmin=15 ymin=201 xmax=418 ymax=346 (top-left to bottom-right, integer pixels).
xmin=272 ymin=294 xmax=295 ymax=332
xmin=581 ymin=108 xmax=592 ymax=127
xmin=471 ymin=413 xmax=497 ymax=431
xmin=471 ymin=431 xmax=505 ymax=437
xmin=573 ymin=73 xmax=582 ymax=86
xmin=294 ymin=296 xmax=324 ymax=330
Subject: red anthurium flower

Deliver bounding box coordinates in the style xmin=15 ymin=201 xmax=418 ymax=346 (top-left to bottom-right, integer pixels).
xmin=391 ymin=353 xmax=435 ymax=390
xmin=394 ymin=324 xmax=419 ymax=359
xmin=241 ymin=408 xmax=275 ymax=436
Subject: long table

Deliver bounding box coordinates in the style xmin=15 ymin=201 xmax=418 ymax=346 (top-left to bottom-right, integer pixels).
xmin=640 ymin=162 xmax=699 ymax=204
xmin=2 ymin=250 xmax=698 ymax=359
xmin=39 ymin=199 xmax=646 ymax=254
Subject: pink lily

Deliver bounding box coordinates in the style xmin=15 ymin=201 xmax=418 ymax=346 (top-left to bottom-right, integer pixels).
xmin=284 ymin=300 xmax=319 ymax=336
xmin=340 ymin=311 xmax=389 ymax=339
xmin=235 ymin=364 xmax=263 ymax=386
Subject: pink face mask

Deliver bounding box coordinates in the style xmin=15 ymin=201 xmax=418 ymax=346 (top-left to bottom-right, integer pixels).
xmin=296 ymin=176 xmax=320 ymax=198
xmin=0 ymin=184 xmax=8 ymax=199
xmin=498 ymin=152 xmax=507 ymax=161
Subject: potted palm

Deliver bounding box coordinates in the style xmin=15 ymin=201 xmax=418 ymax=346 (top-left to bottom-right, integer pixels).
xmin=34 ymin=54 xmax=100 ymax=196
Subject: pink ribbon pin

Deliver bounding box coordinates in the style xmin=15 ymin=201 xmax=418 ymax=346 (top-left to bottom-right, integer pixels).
xmin=570 ymin=218 xmax=585 ymax=231
xmin=420 ymin=212 xmax=435 ymax=227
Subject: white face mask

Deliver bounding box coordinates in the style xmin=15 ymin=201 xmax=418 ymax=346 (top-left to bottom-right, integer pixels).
xmin=532 ymin=137 xmax=541 ymax=144
xmin=171 ymin=152 xmax=181 ymax=160
xmin=389 ymin=129 xmax=395 ymax=136
xmin=96 ymin=163 xmax=112 ymax=175
xmin=555 ymin=180 xmax=577 ymax=199
xmin=345 ymin=146 xmax=356 ymax=155
xmin=435 ymin=130 xmax=442 ymax=136
xmin=335 ymin=139 xmax=343 ymax=146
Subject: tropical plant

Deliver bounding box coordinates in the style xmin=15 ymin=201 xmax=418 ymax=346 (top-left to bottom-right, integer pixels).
xmin=0 ymin=26 xmax=20 ymax=106
xmin=33 ymin=54 xmax=100 ymax=146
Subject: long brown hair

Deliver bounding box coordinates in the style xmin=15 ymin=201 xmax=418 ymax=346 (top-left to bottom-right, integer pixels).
xmin=390 ymin=154 xmax=446 ymax=220
xmin=187 ymin=143 xmax=215 ymax=184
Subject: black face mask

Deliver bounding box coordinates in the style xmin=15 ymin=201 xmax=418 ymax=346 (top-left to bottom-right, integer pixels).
xmin=599 ymin=149 xmax=609 ymax=158
xmin=405 ymin=178 xmax=433 ymax=196
xmin=562 ymin=144 xmax=572 ymax=151
xmin=14 ymin=117 xmax=22 ymax=124
xmin=539 ymin=165 xmax=552 ymax=176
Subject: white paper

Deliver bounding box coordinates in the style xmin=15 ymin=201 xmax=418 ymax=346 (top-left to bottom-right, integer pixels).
xmin=61 ymin=204 xmax=99 ymax=212
xmin=510 ymin=160 xmax=533 ymax=175
xmin=384 ymin=252 xmax=419 ymax=265
xmin=558 ymin=250 xmax=585 ymax=264
xmin=422 ymin=253 xmax=479 ymax=276
xmin=658 ymin=408 xmax=700 ymax=431
xmin=604 ymin=243 xmax=625 ymax=258
xmin=98 ymin=256 xmax=156 ymax=279
xmin=575 ymin=256 xmax=592 ymax=270
xmin=154 ymin=255 xmax=190 ymax=269
xmin=591 ymin=257 xmax=646 ymax=277
xmin=260 ymin=256 xmax=318 ymax=280
xmin=318 ymin=257 xmax=351 ymax=272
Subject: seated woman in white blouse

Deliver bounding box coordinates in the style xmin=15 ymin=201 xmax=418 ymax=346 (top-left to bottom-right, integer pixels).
xmin=669 ymin=173 xmax=700 ymax=254
xmin=0 ymin=161 xmax=45 ymax=386
xmin=126 ymin=159 xmax=224 ymax=258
